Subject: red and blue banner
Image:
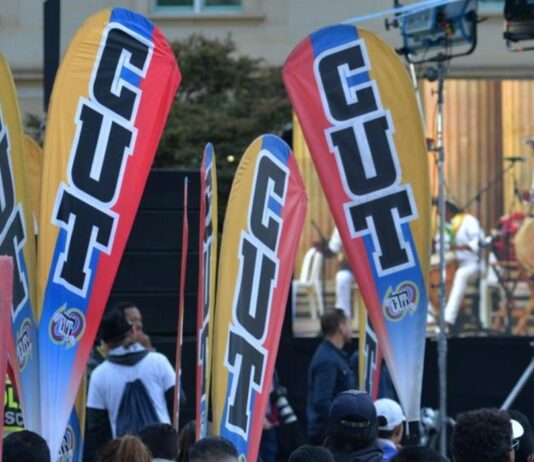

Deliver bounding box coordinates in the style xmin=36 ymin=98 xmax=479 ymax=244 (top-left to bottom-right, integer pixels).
xmin=174 ymin=178 xmax=188 ymax=429
xmin=37 ymin=8 xmax=180 ymax=456
xmin=211 ymin=135 xmax=307 ymax=461
xmin=0 ymin=257 xmax=14 ymax=461
xmin=283 ymin=25 xmax=430 ymax=422
xmin=196 ymin=144 xmax=218 ymax=439
xmin=0 ymin=53 xmax=40 ymax=433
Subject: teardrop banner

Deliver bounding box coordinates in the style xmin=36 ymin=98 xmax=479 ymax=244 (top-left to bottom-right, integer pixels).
xmin=283 ymin=25 xmax=430 ymax=422
xmin=0 ymin=53 xmax=40 ymax=433
xmin=0 ymin=256 xmax=14 ymax=462
xmin=37 ymin=8 xmax=181 ymax=456
xmin=211 ymin=135 xmax=307 ymax=460
xmin=196 ymin=144 xmax=218 ymax=439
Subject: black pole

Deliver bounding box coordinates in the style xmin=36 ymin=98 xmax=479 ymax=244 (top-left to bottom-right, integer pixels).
xmin=44 ymin=0 xmax=60 ymax=113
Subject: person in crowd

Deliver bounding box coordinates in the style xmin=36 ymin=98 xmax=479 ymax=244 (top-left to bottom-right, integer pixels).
xmin=323 ymin=227 xmax=355 ymax=318
xmin=87 ymin=301 xmax=152 ymax=377
xmin=323 ymin=390 xmax=383 ymax=462
xmin=3 ymin=429 xmax=51 ymax=462
xmin=375 ymin=398 xmax=406 ymax=461
xmin=509 ymin=410 xmax=534 ymax=462
xmin=177 ymin=420 xmax=196 ymax=462
xmin=391 ymin=446 xmax=446 ymax=462
xmin=188 ymin=437 xmax=238 ymax=462
xmin=85 ymin=308 xmax=176 ymax=458
xmin=451 ymin=408 xmax=521 ymax=462
xmin=289 ymin=445 xmax=335 ymax=462
xmin=440 ymin=199 xmax=484 ymax=330
xmin=95 ymin=435 xmax=152 ymax=462
xmin=140 ymin=423 xmax=180 ymax=462
xmin=307 ymin=308 xmax=355 ymax=444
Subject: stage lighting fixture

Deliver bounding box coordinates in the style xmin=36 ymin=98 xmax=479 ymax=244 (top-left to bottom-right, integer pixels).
xmin=397 ymin=0 xmax=478 ymax=63
xmin=504 ymin=0 xmax=534 ymax=51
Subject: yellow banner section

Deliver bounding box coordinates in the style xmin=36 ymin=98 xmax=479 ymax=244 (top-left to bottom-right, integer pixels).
xmin=22 ymin=135 xmax=43 ymax=232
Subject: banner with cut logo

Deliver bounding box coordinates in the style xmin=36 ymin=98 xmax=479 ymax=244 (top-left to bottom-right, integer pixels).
xmin=283 ymin=25 xmax=430 ymax=422
xmin=196 ymin=144 xmax=218 ymax=439
xmin=37 ymin=8 xmax=181 ymax=456
xmin=0 ymin=256 xmax=14 ymax=461
xmin=0 ymin=53 xmax=40 ymax=433
xmin=174 ymin=178 xmax=188 ymax=429
xmin=211 ymin=134 xmax=307 ymax=461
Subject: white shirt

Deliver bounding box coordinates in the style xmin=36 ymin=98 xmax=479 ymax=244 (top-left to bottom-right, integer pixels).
xmin=329 ymin=228 xmax=343 ymax=254
xmin=87 ymin=344 xmax=176 ymax=437
xmin=453 ymin=214 xmax=483 ymax=265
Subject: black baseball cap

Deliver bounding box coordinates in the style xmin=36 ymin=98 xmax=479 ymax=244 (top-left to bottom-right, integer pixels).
xmin=100 ymin=309 xmax=132 ymax=342
xmin=327 ymin=390 xmax=377 ymax=439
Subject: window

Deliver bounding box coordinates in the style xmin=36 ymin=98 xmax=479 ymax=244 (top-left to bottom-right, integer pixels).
xmin=478 ymin=0 xmax=504 ymax=14
xmin=155 ymin=0 xmax=242 ymax=13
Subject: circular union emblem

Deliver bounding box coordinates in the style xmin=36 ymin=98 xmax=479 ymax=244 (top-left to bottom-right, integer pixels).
xmin=49 ymin=305 xmax=86 ymax=348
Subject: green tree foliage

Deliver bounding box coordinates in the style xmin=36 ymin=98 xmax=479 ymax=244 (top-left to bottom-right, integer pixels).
xmin=156 ymin=34 xmax=291 ymax=214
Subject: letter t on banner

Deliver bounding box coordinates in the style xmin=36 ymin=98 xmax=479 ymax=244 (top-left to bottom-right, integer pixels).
xmin=174 ymin=178 xmax=188 ymax=429
xmin=0 ymin=256 xmax=14 ymax=461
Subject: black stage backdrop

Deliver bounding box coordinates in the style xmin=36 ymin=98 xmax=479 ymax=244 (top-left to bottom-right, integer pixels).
xmin=110 ymin=169 xmax=534 ymax=430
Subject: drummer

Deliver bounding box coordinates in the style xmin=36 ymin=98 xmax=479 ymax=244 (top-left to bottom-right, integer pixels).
xmin=439 ymin=199 xmax=485 ymax=330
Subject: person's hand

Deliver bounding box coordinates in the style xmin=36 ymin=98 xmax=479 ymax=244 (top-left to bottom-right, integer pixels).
xmin=137 ymin=331 xmax=153 ymax=350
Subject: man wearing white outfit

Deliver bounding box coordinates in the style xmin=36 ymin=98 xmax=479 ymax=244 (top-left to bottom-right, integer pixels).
xmin=443 ymin=200 xmax=484 ymax=328
xmin=328 ymin=228 xmax=355 ymax=318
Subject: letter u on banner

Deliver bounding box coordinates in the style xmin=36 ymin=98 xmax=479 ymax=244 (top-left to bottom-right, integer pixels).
xmin=37 ymin=8 xmax=181 ymax=457
xmin=211 ymin=134 xmax=307 ymax=461
xmin=283 ymin=25 xmax=430 ymax=423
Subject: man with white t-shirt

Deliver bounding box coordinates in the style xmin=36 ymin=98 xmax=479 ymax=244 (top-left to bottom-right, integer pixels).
xmin=85 ymin=308 xmax=176 ymax=456
xmin=442 ymin=199 xmax=484 ymax=329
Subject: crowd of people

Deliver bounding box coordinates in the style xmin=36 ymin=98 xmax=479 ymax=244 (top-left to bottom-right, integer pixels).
xmin=3 ymin=388 xmax=533 ymax=462
xmin=2 ymin=302 xmax=533 ymax=462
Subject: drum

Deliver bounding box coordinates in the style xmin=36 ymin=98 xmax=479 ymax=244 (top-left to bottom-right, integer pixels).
xmin=492 ymin=212 xmax=525 ymax=261
xmin=429 ymin=251 xmax=457 ymax=311
xmin=515 ymin=217 xmax=534 ymax=273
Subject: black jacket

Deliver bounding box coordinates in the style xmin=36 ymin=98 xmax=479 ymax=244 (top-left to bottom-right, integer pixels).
xmin=307 ymin=340 xmax=356 ymax=441
xmin=327 ymin=442 xmax=384 ymax=462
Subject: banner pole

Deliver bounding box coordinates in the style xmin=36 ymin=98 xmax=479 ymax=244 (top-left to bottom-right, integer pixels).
xmin=436 ymin=59 xmax=448 ymax=458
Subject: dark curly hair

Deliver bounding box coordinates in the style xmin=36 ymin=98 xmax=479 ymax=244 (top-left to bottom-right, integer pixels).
xmin=452 ymin=408 xmax=513 ymax=462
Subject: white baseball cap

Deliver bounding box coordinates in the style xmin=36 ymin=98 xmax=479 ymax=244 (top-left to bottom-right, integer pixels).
xmin=374 ymin=398 xmax=406 ymax=431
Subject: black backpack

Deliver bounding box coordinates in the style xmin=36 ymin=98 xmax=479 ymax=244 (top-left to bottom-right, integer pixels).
xmin=115 ymin=379 xmax=159 ymax=436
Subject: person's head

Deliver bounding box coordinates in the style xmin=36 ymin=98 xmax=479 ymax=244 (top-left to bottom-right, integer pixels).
xmin=188 ymin=437 xmax=238 ymax=462
xmin=509 ymin=410 xmax=534 ymax=462
xmin=326 ymin=390 xmax=378 ymax=452
xmin=321 ymin=308 xmax=351 ymax=345
xmin=3 ymin=430 xmax=51 ymax=462
xmin=375 ymin=398 xmax=406 ymax=445
xmin=391 ymin=446 xmax=446 ymax=462
xmin=113 ymin=301 xmax=146 ymax=341
xmin=452 ymin=408 xmax=517 ymax=462
xmin=100 ymin=308 xmax=134 ymax=349
xmin=96 ymin=435 xmax=151 ymax=462
xmin=445 ymin=199 xmax=463 ymax=221
xmin=178 ymin=420 xmax=197 ymax=462
xmin=289 ymin=445 xmax=335 ymax=462
xmin=139 ymin=423 xmax=179 ymax=460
